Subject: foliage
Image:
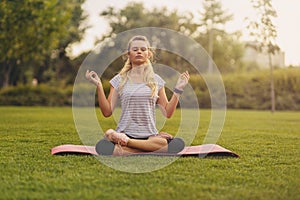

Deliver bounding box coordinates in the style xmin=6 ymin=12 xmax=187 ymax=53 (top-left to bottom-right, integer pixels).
xmin=246 ymin=0 xmax=279 ymax=54
xmin=0 ymin=84 xmax=73 ymax=106
xmin=226 ymin=68 xmax=300 ymax=110
xmin=195 ymin=0 xmax=244 ymax=73
xmin=246 ymin=0 xmax=279 ymax=112
xmin=99 ymin=2 xmax=197 ymax=40
xmin=198 ymin=0 xmax=233 ymax=31
xmin=0 ymin=0 xmax=87 ymax=87
xmin=94 ymin=2 xmax=245 ymax=79
xmin=1 ymin=68 xmax=300 ymax=110
xmin=188 ymin=68 xmax=300 ymax=110
xmin=41 ymin=0 xmax=88 ymax=86
xmin=90 ymin=2 xmax=200 ymax=80
xmin=0 ymin=1 xmax=279 ymax=90
xmin=0 ymin=107 xmax=299 ymax=199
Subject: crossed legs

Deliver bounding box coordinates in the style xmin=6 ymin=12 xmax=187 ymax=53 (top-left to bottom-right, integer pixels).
xmin=95 ymin=129 xmax=184 ymax=155
xmin=127 ymin=136 xmax=168 ymax=152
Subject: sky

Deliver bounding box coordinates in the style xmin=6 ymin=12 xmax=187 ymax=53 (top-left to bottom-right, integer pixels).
xmin=70 ymin=0 xmax=300 ymax=66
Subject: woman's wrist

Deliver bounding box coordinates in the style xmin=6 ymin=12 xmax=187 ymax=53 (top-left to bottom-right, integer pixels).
xmin=95 ymin=80 xmax=101 ymax=86
xmin=173 ymin=88 xmax=183 ymax=94
xmin=173 ymin=88 xmax=183 ymax=99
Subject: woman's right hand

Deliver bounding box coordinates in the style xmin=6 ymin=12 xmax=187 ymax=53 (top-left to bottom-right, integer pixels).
xmin=85 ymin=70 xmax=102 ymax=87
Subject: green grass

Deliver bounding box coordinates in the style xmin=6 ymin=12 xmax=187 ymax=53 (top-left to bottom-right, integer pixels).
xmin=0 ymin=107 xmax=299 ymax=200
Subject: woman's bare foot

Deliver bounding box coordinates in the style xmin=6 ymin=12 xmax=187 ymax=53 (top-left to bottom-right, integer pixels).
xmin=105 ymin=129 xmax=129 ymax=146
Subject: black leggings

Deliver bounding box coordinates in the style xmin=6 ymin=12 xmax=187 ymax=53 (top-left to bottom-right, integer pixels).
xmin=125 ymin=134 xmax=173 ymax=144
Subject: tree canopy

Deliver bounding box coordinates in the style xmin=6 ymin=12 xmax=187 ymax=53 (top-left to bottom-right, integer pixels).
xmin=0 ymin=0 xmax=87 ymax=87
xmin=196 ymin=0 xmax=244 ymax=73
xmin=0 ymin=0 xmax=278 ymax=88
xmin=93 ymin=1 xmax=245 ymax=78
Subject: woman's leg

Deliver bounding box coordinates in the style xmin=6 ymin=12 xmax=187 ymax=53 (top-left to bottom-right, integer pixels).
xmin=105 ymin=129 xmax=168 ymax=152
xmin=113 ymin=145 xmax=144 ymax=155
xmin=104 ymin=129 xmax=184 ymax=154
xmin=96 ymin=137 xmax=147 ymax=155
xmin=127 ymin=136 xmax=168 ymax=152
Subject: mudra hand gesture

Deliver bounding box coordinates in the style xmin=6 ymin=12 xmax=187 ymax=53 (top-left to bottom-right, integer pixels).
xmin=174 ymin=71 xmax=190 ymax=94
xmin=85 ymin=70 xmax=101 ymax=87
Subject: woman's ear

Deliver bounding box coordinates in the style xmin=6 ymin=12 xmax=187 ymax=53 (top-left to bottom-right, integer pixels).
xmin=122 ymin=52 xmax=129 ymax=61
xmin=148 ymin=51 xmax=153 ymax=59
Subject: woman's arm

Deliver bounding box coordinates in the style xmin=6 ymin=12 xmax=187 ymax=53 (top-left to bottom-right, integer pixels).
xmin=157 ymin=71 xmax=190 ymax=118
xmin=86 ymin=70 xmax=117 ymax=117
xmin=157 ymin=87 xmax=180 ymax=118
xmin=96 ymin=84 xmax=118 ymax=117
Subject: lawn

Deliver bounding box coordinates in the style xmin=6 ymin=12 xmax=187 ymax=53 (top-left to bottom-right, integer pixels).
xmin=0 ymin=107 xmax=299 ymax=200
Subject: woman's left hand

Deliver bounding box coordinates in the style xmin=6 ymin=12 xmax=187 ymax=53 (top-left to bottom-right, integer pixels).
xmin=175 ymin=71 xmax=190 ymax=91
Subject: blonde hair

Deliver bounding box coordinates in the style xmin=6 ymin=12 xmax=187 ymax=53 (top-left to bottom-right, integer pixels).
xmin=119 ymin=35 xmax=158 ymax=97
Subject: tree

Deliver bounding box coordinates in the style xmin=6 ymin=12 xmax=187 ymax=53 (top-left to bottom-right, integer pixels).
xmin=40 ymin=0 xmax=88 ymax=86
xmin=246 ymin=0 xmax=279 ymax=112
xmin=99 ymin=2 xmax=196 ymax=40
xmin=197 ymin=0 xmax=238 ymax=73
xmin=95 ymin=2 xmax=244 ymax=77
xmin=0 ymin=0 xmax=87 ymax=87
xmin=93 ymin=2 xmax=199 ymax=79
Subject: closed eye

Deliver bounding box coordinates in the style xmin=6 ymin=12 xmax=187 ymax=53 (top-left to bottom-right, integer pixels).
xmin=131 ymin=47 xmax=148 ymax=51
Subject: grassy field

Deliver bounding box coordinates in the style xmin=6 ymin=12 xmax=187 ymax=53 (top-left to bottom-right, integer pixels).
xmin=0 ymin=107 xmax=299 ymax=200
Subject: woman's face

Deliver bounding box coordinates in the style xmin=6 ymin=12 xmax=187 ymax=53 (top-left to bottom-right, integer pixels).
xmin=128 ymin=40 xmax=150 ymax=66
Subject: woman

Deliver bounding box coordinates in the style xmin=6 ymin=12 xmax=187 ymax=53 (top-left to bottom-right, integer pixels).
xmin=85 ymin=35 xmax=189 ymax=155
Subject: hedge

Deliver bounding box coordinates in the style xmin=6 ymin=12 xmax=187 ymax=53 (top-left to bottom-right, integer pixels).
xmin=0 ymin=68 xmax=299 ymax=110
xmin=0 ymin=84 xmax=73 ymax=106
xmin=188 ymin=68 xmax=300 ymax=110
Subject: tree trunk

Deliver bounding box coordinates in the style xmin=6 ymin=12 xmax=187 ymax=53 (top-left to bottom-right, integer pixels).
xmin=269 ymin=53 xmax=275 ymax=113
xmin=208 ymin=28 xmax=214 ymax=74
xmin=1 ymin=61 xmax=12 ymax=88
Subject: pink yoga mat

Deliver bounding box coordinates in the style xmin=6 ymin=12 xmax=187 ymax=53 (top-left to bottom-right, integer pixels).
xmin=51 ymin=144 xmax=239 ymax=158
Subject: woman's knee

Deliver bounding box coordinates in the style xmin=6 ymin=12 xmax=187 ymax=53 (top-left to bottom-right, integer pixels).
xmin=148 ymin=136 xmax=168 ymax=146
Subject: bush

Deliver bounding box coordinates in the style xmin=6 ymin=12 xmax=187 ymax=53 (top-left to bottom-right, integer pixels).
xmin=0 ymin=84 xmax=72 ymax=106
xmin=224 ymin=68 xmax=300 ymax=110
xmin=1 ymin=68 xmax=300 ymax=110
xmin=188 ymin=68 xmax=300 ymax=110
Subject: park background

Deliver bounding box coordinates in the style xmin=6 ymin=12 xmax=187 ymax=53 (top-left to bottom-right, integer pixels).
xmin=0 ymin=0 xmax=299 ymax=200
xmin=1 ymin=0 xmax=300 ymax=110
